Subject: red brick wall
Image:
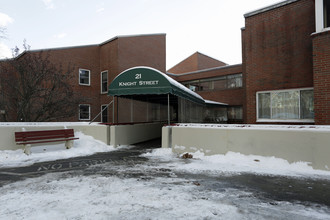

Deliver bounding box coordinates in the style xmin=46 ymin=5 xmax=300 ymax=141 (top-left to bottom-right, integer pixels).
xmin=197 ymin=52 xmax=227 ymax=70
xmin=100 ymin=38 xmax=119 ymax=123
xmin=46 ymin=46 xmax=101 ymax=122
xmin=243 ymin=0 xmax=315 ymax=124
xmin=168 ymin=52 xmax=227 ymax=74
xmin=312 ymin=30 xmax=330 ymax=125
xmin=168 ymin=52 xmax=198 ymax=74
xmin=105 ymin=34 xmax=166 ymax=123
xmin=118 ymin=34 xmax=166 ymax=73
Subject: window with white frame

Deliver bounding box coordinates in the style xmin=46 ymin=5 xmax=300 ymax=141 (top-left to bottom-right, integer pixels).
xmin=79 ymin=69 xmax=90 ymax=85
xmin=257 ymin=88 xmax=314 ymax=121
xmin=316 ymin=0 xmax=330 ymax=31
xmin=101 ymin=71 xmax=108 ymax=94
xmin=79 ymin=104 xmax=90 ymax=120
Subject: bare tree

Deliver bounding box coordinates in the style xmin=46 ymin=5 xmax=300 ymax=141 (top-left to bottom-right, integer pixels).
xmin=0 ymin=27 xmax=6 ymax=39
xmin=0 ymin=43 xmax=85 ymax=122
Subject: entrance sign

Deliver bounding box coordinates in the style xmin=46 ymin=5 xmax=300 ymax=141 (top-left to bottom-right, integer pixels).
xmin=108 ymin=66 xmax=205 ymax=104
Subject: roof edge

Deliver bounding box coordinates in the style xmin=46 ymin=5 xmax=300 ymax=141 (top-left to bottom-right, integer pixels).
xmin=6 ymin=33 xmax=166 ymax=59
xmin=244 ymin=0 xmax=299 ymax=18
xmin=99 ymin=33 xmax=166 ymax=46
xmin=166 ymin=63 xmax=242 ymax=77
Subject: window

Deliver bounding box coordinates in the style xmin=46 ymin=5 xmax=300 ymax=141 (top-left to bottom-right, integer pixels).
xmin=316 ymin=0 xmax=330 ymax=31
xmin=257 ymin=88 xmax=314 ymax=122
xmin=324 ymin=0 xmax=330 ymax=28
xmin=227 ymin=74 xmax=243 ymax=88
xmin=101 ymin=105 xmax=108 ymax=123
xmin=79 ymin=69 xmax=90 ymax=85
xmin=101 ymin=71 xmax=108 ymax=94
xmin=183 ymin=73 xmax=242 ymax=92
xmin=228 ymin=106 xmax=243 ymax=121
xmin=79 ymin=104 xmax=90 ymax=120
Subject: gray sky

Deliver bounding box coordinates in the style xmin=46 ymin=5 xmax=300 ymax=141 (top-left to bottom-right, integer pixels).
xmin=0 ymin=0 xmax=281 ymax=69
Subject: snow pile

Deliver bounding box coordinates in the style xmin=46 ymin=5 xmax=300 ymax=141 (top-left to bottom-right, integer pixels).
xmin=0 ymin=132 xmax=114 ymax=168
xmin=142 ymin=148 xmax=330 ymax=178
xmin=175 ymin=123 xmax=330 ymax=131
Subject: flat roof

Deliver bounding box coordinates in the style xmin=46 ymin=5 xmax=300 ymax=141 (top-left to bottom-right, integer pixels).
xmin=99 ymin=33 xmax=166 ymax=46
xmin=244 ymin=0 xmax=299 ymax=18
xmin=166 ymin=63 xmax=242 ymax=77
xmin=6 ymin=33 xmax=166 ymax=60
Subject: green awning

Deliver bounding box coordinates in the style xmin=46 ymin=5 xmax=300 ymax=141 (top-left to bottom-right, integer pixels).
xmin=108 ymin=66 xmax=205 ymax=104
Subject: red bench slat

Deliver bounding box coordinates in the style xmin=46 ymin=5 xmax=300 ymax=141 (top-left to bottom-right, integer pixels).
xmin=16 ymin=137 xmax=79 ymax=145
xmin=15 ymin=129 xmax=78 ymax=145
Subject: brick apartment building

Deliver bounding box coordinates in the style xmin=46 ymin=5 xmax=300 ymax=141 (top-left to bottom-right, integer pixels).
xmin=167 ymin=53 xmax=244 ymax=124
xmin=0 ymin=0 xmax=329 ymax=125
xmin=0 ymin=34 xmax=166 ymax=122
xmin=169 ymin=0 xmax=330 ymax=125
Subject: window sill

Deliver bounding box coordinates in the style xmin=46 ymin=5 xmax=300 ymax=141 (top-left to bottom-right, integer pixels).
xmin=312 ymin=27 xmax=330 ymax=36
xmin=257 ymin=119 xmax=315 ymax=123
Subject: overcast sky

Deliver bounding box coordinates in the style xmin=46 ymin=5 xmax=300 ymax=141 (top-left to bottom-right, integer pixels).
xmin=0 ymin=0 xmax=281 ymax=69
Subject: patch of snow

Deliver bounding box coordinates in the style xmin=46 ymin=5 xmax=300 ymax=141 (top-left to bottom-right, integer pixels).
xmin=0 ymin=174 xmax=258 ymax=219
xmin=0 ymin=132 xmax=114 ymax=168
xmin=0 ymin=122 xmax=102 ymax=126
xmin=174 ymin=145 xmax=186 ymax=151
xmin=0 ymin=166 xmax=329 ymax=219
xmin=175 ymin=123 xmax=330 ymax=132
xmin=204 ymin=99 xmax=228 ymax=106
xmin=142 ymin=149 xmax=330 ymax=179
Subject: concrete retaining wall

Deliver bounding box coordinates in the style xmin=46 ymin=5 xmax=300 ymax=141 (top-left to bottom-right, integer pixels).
xmin=163 ymin=126 xmax=330 ymax=171
xmin=110 ymin=123 xmax=163 ymax=147
xmin=0 ymin=123 xmax=109 ymax=151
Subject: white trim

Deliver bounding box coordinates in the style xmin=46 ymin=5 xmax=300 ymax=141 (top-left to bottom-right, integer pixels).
xmin=100 ymin=70 xmax=108 ymax=94
xmin=79 ymin=68 xmax=91 ymax=86
xmin=315 ymin=0 xmax=325 ymax=32
xmin=256 ymin=119 xmax=315 ymax=123
xmin=79 ymin=104 xmax=91 ymax=121
xmin=256 ymin=87 xmax=313 ymax=94
xmin=256 ymin=87 xmax=314 ymax=122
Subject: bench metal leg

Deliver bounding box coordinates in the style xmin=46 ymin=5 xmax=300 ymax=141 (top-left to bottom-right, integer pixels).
xmin=23 ymin=144 xmax=31 ymax=155
xmin=65 ymin=140 xmax=74 ymax=149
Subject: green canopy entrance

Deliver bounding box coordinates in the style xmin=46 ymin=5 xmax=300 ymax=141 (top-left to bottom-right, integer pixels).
xmin=107 ymin=66 xmax=227 ymax=124
xmin=108 ymin=66 xmax=205 ymax=105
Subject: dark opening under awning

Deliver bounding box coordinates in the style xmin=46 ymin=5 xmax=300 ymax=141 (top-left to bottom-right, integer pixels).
xmin=108 ymin=66 xmax=225 ymax=106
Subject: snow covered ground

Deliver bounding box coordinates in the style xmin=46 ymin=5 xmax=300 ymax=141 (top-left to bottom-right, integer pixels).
xmin=0 ymin=131 xmax=116 ymax=168
xmin=1 ymin=132 xmax=330 ymax=219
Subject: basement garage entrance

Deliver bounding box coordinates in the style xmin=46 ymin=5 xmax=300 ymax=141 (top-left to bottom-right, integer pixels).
xmin=108 ymin=66 xmax=228 ymax=125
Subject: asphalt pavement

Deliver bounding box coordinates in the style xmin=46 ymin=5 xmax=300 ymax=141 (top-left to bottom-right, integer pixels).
xmin=1 ymin=138 xmax=330 ymax=210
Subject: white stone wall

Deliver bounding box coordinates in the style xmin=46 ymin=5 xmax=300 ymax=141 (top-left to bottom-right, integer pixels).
xmin=163 ymin=125 xmax=330 ymax=171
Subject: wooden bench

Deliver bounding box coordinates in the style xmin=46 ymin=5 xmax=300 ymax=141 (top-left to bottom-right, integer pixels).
xmin=15 ymin=129 xmax=79 ymax=155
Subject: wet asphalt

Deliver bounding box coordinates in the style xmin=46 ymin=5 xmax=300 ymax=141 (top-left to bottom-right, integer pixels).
xmin=0 ymin=138 xmax=330 ymax=210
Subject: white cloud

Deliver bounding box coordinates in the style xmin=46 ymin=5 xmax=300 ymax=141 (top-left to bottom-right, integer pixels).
xmin=0 ymin=43 xmax=12 ymax=59
xmin=0 ymin=12 xmax=13 ymax=27
xmin=96 ymin=8 xmax=105 ymax=13
xmin=54 ymin=32 xmax=67 ymax=39
xmin=42 ymin=0 xmax=55 ymax=9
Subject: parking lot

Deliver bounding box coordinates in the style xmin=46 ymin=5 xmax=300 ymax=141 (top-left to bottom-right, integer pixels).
xmin=1 ymin=139 xmax=330 ymax=219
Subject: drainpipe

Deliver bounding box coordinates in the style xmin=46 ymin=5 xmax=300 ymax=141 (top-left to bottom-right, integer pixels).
xmin=168 ymin=94 xmax=170 ymax=125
